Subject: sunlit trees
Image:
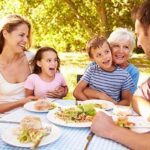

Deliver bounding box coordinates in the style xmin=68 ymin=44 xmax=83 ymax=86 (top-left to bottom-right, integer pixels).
xmin=0 ymin=0 xmax=144 ymax=51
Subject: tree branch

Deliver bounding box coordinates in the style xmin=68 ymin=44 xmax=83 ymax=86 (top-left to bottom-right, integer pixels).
xmin=64 ymin=0 xmax=94 ymax=36
xmin=94 ymin=0 xmax=109 ymax=37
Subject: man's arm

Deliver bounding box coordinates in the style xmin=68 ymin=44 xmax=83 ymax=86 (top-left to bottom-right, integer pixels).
xmin=132 ymin=78 xmax=150 ymax=120
xmin=91 ymin=112 xmax=150 ymax=150
xmin=132 ymin=96 xmax=150 ymax=121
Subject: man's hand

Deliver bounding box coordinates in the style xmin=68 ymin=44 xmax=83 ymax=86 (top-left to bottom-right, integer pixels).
xmin=91 ymin=112 xmax=116 ymax=139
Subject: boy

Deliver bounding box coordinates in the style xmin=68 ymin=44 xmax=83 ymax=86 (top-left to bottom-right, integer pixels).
xmin=73 ymin=37 xmax=134 ymax=105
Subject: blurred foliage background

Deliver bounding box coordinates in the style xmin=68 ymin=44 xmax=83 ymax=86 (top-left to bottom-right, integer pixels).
xmin=0 ymin=0 xmax=144 ymax=52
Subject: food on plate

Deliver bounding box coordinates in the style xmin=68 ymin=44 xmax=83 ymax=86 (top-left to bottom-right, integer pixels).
xmin=14 ymin=116 xmax=51 ymax=145
xmin=55 ymin=104 xmax=96 ymax=123
xmin=20 ymin=116 xmax=42 ymax=130
xmin=81 ymin=100 xmax=109 ymax=110
xmin=34 ymin=99 xmax=56 ymax=111
xmin=115 ymin=117 xmax=135 ymax=129
xmin=113 ymin=105 xmax=132 ymax=116
xmin=94 ymin=103 xmax=105 ymax=109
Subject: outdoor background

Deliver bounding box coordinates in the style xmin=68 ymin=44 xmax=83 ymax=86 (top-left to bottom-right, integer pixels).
xmin=0 ymin=0 xmax=145 ymax=51
xmin=0 ymin=0 xmax=149 ymax=99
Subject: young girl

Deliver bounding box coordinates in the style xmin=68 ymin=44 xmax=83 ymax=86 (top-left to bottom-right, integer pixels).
xmin=25 ymin=47 xmax=68 ymax=99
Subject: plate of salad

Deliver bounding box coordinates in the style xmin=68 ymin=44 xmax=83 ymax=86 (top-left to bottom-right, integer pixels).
xmin=1 ymin=116 xmax=61 ymax=148
xmin=113 ymin=116 xmax=150 ymax=133
xmin=79 ymin=99 xmax=115 ymax=111
xmin=47 ymin=104 xmax=97 ymax=127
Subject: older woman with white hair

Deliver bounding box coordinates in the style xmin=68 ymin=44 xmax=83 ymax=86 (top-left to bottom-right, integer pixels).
xmin=76 ymin=28 xmax=139 ymax=103
xmin=108 ymin=28 xmax=139 ymax=93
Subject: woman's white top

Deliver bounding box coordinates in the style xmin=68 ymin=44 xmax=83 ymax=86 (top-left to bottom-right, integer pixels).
xmin=0 ymin=51 xmax=34 ymax=102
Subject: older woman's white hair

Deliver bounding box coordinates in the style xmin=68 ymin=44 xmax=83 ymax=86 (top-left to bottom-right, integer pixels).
xmin=108 ymin=28 xmax=136 ymax=52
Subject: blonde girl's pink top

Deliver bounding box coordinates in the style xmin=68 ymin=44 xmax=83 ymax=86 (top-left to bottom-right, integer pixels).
xmin=24 ymin=72 xmax=67 ymax=98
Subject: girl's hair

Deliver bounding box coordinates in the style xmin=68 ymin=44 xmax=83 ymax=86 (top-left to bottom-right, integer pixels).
xmin=108 ymin=28 xmax=135 ymax=52
xmin=0 ymin=14 xmax=31 ymax=53
xmin=86 ymin=36 xmax=111 ymax=58
xmin=32 ymin=47 xmax=60 ymax=74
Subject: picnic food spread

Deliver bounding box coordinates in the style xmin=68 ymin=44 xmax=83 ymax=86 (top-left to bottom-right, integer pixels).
xmin=34 ymin=99 xmax=56 ymax=111
xmin=115 ymin=117 xmax=135 ymax=129
xmin=14 ymin=116 xmax=51 ymax=144
xmin=55 ymin=104 xmax=96 ymax=123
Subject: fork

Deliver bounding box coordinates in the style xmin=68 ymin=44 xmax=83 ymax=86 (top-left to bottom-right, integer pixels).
xmin=0 ymin=120 xmax=20 ymax=124
xmin=75 ymin=100 xmax=78 ymax=105
xmin=84 ymin=131 xmax=95 ymax=150
xmin=31 ymin=135 xmax=44 ymax=150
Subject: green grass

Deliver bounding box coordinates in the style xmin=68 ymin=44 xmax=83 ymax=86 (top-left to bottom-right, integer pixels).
xmin=59 ymin=52 xmax=150 ymax=100
xmin=60 ymin=52 xmax=89 ymax=100
xmin=130 ymin=53 xmax=150 ymax=74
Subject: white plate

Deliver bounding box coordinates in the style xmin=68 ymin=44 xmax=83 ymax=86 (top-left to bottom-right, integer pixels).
xmin=1 ymin=123 xmax=61 ymax=148
xmin=79 ymin=99 xmax=115 ymax=111
xmin=47 ymin=106 xmax=92 ymax=128
xmin=24 ymin=100 xmax=60 ymax=113
xmin=113 ymin=105 xmax=133 ymax=116
xmin=113 ymin=116 xmax=150 ymax=133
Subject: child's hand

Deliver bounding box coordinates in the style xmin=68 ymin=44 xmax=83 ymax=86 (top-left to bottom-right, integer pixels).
xmin=46 ymin=90 xmax=63 ymax=98
xmin=46 ymin=86 xmax=68 ymax=98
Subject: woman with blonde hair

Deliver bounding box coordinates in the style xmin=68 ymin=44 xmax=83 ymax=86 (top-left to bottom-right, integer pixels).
xmin=0 ymin=14 xmax=37 ymax=113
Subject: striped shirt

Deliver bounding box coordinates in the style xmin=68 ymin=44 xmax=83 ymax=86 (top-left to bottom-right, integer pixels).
xmin=81 ymin=63 xmax=134 ymax=101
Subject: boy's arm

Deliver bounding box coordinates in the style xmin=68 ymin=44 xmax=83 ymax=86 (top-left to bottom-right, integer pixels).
xmin=117 ymin=90 xmax=132 ymax=106
xmin=73 ymin=80 xmax=89 ymax=100
xmin=83 ymin=87 xmax=117 ymax=104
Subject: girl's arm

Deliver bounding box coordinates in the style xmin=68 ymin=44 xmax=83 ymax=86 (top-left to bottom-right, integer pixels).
xmin=73 ymin=80 xmax=89 ymax=100
xmin=62 ymin=85 xmax=68 ymax=97
xmin=24 ymin=74 xmax=36 ymax=97
xmin=25 ymin=88 xmax=34 ymax=97
xmin=46 ymin=86 xmax=68 ymax=99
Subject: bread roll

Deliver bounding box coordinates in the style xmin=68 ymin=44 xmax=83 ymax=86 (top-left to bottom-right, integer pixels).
xmin=20 ymin=116 xmax=42 ymax=130
xmin=34 ymin=99 xmax=50 ymax=111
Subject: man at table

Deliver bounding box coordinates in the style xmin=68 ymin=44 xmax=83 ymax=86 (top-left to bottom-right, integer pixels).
xmin=91 ymin=0 xmax=150 ymax=149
